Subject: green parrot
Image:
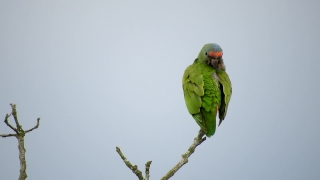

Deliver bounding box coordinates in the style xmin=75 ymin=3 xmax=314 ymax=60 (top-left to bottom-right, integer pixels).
xmin=182 ymin=43 xmax=232 ymax=137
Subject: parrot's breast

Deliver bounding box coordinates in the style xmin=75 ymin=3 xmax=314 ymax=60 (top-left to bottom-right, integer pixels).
xmin=211 ymin=71 xmax=220 ymax=85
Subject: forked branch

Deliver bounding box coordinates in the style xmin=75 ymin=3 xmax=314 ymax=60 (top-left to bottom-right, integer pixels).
xmin=0 ymin=104 xmax=41 ymax=180
xmin=161 ymin=130 xmax=206 ymax=180
xmin=116 ymin=147 xmax=152 ymax=180
xmin=116 ymin=129 xmax=206 ymax=180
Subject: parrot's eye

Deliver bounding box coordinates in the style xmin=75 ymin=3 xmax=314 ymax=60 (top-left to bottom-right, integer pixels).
xmin=205 ymin=52 xmax=208 ymax=56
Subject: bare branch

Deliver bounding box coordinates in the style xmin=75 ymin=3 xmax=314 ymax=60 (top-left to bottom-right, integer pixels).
xmin=145 ymin=161 xmax=152 ymax=180
xmin=4 ymin=113 xmax=17 ymax=133
xmin=116 ymin=130 xmax=206 ymax=179
xmin=10 ymin=103 xmax=21 ymax=130
xmin=1 ymin=104 xmax=41 ymax=180
xmin=25 ymin=118 xmax=40 ymax=134
xmin=0 ymin=133 xmax=17 ymax=138
xmin=116 ymin=146 xmax=144 ymax=180
xmin=161 ymin=129 xmax=206 ymax=180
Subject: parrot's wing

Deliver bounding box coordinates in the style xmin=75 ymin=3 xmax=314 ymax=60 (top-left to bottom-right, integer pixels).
xmin=217 ymin=70 xmax=232 ymax=125
xmin=182 ymin=64 xmax=206 ymax=131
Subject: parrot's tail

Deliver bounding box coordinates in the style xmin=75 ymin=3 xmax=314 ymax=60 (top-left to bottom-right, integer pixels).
xmin=202 ymin=110 xmax=216 ymax=137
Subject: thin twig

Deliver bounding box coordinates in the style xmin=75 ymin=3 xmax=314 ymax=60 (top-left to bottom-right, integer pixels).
xmin=4 ymin=113 xmax=17 ymax=133
xmin=25 ymin=118 xmax=40 ymax=134
xmin=161 ymin=129 xmax=206 ymax=180
xmin=0 ymin=133 xmax=17 ymax=138
xmin=116 ymin=147 xmax=144 ymax=180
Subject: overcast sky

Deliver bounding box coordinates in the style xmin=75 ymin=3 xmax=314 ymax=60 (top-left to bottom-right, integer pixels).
xmin=1 ymin=1 xmax=320 ymax=180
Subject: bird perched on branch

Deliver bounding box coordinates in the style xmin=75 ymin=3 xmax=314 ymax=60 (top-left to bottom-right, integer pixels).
xmin=182 ymin=43 xmax=232 ymax=137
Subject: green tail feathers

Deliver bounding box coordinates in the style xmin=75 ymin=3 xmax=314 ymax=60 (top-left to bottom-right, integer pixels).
xmin=202 ymin=109 xmax=217 ymax=137
xmin=192 ymin=109 xmax=217 ymax=137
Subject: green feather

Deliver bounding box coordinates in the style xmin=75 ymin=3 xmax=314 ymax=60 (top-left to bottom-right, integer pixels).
xmin=184 ymin=91 xmax=198 ymax=114
xmin=217 ymin=70 xmax=232 ymax=125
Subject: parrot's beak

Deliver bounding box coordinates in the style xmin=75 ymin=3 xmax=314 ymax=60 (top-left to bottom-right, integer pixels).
xmin=208 ymin=51 xmax=222 ymax=67
xmin=208 ymin=53 xmax=223 ymax=69
xmin=210 ymin=58 xmax=219 ymax=66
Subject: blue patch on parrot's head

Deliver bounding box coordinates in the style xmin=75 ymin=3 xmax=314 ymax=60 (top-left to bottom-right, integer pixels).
xmin=212 ymin=43 xmax=222 ymax=52
xmin=202 ymin=43 xmax=223 ymax=54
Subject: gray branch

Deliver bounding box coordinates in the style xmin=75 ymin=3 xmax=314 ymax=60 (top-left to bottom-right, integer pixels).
xmin=9 ymin=104 xmax=23 ymax=133
xmin=0 ymin=133 xmax=16 ymax=138
xmin=116 ymin=129 xmax=206 ymax=180
xmin=25 ymin=118 xmax=40 ymax=134
xmin=161 ymin=129 xmax=206 ymax=180
xmin=0 ymin=104 xmax=41 ymax=180
xmin=116 ymin=147 xmax=152 ymax=180
xmin=145 ymin=161 xmax=152 ymax=180
xmin=4 ymin=113 xmax=17 ymax=133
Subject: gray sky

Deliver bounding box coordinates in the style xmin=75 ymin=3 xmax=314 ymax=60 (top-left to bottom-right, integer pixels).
xmin=1 ymin=1 xmax=320 ymax=179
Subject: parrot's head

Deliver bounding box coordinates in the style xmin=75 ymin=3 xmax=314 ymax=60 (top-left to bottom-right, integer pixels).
xmin=198 ymin=43 xmax=225 ymax=70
